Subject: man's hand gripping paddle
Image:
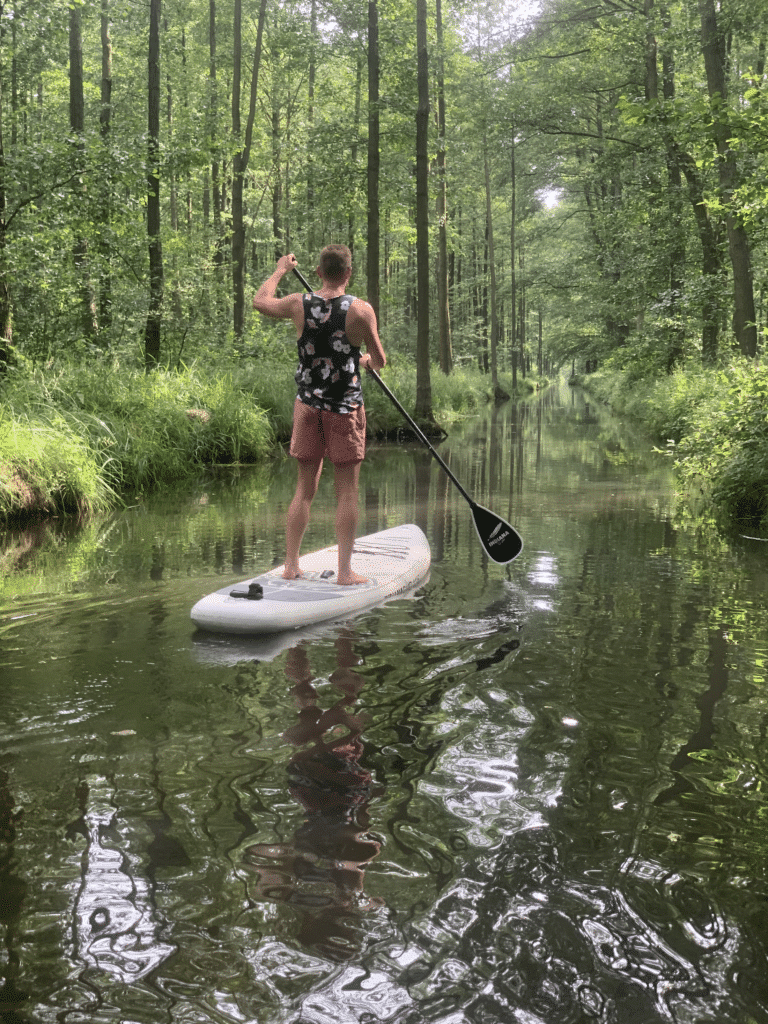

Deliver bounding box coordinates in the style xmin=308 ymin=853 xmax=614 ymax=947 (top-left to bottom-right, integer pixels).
xmin=292 ymin=265 xmax=523 ymax=564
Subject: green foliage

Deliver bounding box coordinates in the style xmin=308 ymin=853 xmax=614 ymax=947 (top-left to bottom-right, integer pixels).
xmin=675 ymin=362 xmax=768 ymax=529
xmin=585 ymin=363 xmax=716 ymax=442
xmin=361 ymin=362 xmax=537 ymax=437
xmin=0 ymin=357 xmax=274 ymax=519
xmin=0 ymin=352 xmax=535 ymax=521
xmin=585 ymin=360 xmax=768 ymax=532
xmin=0 ymin=409 xmax=116 ymax=520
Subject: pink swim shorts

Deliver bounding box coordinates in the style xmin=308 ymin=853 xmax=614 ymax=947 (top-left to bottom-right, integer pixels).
xmin=289 ymin=398 xmax=367 ymax=465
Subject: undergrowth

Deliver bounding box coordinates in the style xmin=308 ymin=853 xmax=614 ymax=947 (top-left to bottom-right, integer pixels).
xmin=584 ymin=359 xmax=768 ymax=531
xmin=0 ymin=353 xmax=542 ymax=522
xmin=1 ymin=359 xmax=273 ymax=519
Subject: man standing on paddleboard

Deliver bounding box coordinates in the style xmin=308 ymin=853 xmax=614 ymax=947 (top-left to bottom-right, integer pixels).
xmin=253 ymin=246 xmax=387 ymax=585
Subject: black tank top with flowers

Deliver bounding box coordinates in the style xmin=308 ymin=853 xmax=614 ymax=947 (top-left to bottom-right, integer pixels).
xmin=294 ymin=293 xmax=363 ymax=414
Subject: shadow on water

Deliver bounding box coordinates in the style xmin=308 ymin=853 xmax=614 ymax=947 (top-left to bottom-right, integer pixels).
xmin=2 ymin=384 xmax=768 ymax=1023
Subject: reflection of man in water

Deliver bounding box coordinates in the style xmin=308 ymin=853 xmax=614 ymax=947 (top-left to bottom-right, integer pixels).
xmin=243 ymin=636 xmax=383 ymax=961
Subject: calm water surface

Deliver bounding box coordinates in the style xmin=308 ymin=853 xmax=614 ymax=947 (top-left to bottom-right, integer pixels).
xmin=2 ymin=384 xmax=768 ymax=1024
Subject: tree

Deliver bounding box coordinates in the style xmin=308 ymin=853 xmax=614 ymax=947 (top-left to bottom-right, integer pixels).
xmin=414 ymin=0 xmax=432 ymax=420
xmin=70 ymin=0 xmax=97 ymax=340
xmin=231 ymin=0 xmax=267 ymax=341
xmin=0 ymin=7 xmax=11 ymax=363
xmin=144 ymin=0 xmax=163 ymax=368
xmin=483 ymin=133 xmax=501 ymax=396
xmin=99 ymin=0 xmax=113 ymax=333
xmin=435 ymin=0 xmax=452 ymax=374
xmin=698 ymin=0 xmax=757 ymax=357
xmin=367 ymin=0 xmax=380 ymax=319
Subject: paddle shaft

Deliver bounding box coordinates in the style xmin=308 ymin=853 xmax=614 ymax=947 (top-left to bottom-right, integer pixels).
xmin=291 ymin=266 xmax=475 ymax=507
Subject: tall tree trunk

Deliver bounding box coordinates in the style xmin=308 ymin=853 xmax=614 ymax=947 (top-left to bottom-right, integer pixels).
xmin=537 ymin=308 xmax=543 ymax=376
xmin=415 ymin=0 xmax=432 ymax=420
xmin=483 ymin=135 xmax=499 ymax=392
xmin=646 ymin=0 xmax=685 ymax=369
xmin=99 ymin=0 xmax=113 ymax=333
xmin=144 ymin=0 xmax=163 ymax=368
xmin=232 ymin=0 xmax=267 ymax=340
xmin=518 ymin=240 xmax=525 ymax=378
xmin=435 ymin=0 xmax=452 ymax=375
xmin=480 ymin=221 xmax=488 ymax=372
xmin=10 ymin=7 xmax=18 ymax=148
xmin=366 ymin=0 xmax=380 ymax=319
xmin=349 ymin=49 xmax=363 ymax=255
xmin=0 ymin=41 xmax=12 ymax=365
xmin=509 ymin=139 xmax=517 ymax=367
xmin=660 ymin=9 xmax=685 ymax=370
xmin=70 ymin=4 xmax=97 ymax=340
xmin=699 ymin=0 xmax=757 ymax=356
xmin=209 ymin=0 xmax=223 ymax=265
xmin=306 ymin=0 xmax=317 ymax=253
xmin=646 ymin=0 xmax=721 ymax=363
xmin=675 ymin=147 xmax=722 ymax=364
xmin=165 ymin=20 xmax=183 ymax=323
xmin=271 ymin=98 xmax=282 ymax=260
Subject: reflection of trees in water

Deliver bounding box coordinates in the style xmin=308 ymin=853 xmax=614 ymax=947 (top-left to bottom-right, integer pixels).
xmin=66 ymin=771 xmax=178 ymax=984
xmin=242 ymin=635 xmax=384 ymax=962
xmin=0 ymin=765 xmax=27 ymax=1015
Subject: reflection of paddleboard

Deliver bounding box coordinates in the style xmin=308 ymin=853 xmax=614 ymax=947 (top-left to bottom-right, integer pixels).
xmin=190 ymin=524 xmax=431 ymax=636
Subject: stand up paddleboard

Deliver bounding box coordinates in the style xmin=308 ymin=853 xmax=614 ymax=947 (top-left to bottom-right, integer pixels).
xmin=190 ymin=523 xmax=430 ymax=636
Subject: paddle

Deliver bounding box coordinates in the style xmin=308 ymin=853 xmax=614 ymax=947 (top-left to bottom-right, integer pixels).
xmin=291 ymin=265 xmax=523 ymax=564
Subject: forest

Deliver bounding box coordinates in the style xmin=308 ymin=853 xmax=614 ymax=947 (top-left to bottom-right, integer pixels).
xmin=1 ymin=0 xmax=768 ymax=530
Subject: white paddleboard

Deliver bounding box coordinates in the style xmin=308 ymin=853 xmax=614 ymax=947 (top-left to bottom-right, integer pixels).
xmin=190 ymin=523 xmax=431 ymax=636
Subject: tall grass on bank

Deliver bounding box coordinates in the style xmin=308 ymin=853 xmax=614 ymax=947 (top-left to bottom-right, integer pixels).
xmin=362 ymin=362 xmax=540 ymax=437
xmin=1 ymin=360 xmax=273 ymax=520
xmin=246 ymin=355 xmax=541 ymax=440
xmin=1 ymin=355 xmax=542 ymax=522
xmin=585 ymin=360 xmax=768 ymax=531
xmin=0 ymin=410 xmax=117 ymax=518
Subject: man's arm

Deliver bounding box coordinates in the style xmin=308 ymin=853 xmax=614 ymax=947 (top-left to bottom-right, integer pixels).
xmin=252 ymin=253 xmax=304 ymax=331
xmin=347 ymin=300 xmax=387 ymax=372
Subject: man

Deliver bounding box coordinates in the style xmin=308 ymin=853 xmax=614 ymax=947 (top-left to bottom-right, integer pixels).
xmin=253 ymin=246 xmax=387 ymax=585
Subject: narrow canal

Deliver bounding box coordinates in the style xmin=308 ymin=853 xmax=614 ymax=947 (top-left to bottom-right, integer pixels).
xmin=1 ymin=383 xmax=767 ymax=1024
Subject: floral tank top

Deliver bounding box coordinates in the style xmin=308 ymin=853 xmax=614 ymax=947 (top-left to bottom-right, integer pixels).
xmin=294 ymin=293 xmax=363 ymax=414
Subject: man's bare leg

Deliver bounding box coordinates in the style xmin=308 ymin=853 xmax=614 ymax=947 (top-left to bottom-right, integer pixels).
xmin=333 ymin=461 xmax=367 ymax=585
xmin=283 ymin=459 xmax=323 ymax=579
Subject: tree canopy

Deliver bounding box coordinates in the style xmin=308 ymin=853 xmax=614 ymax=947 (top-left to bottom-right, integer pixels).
xmin=2 ymin=0 xmax=767 ymax=378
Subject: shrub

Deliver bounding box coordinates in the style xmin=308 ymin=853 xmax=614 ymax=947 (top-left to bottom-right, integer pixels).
xmin=0 ymin=411 xmax=115 ymax=519
xmin=585 ymin=358 xmax=768 ymax=531
xmin=676 ymin=362 xmax=768 ymax=529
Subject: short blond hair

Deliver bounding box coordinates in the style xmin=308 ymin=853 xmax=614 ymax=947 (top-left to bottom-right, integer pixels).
xmin=318 ymin=244 xmax=352 ymax=283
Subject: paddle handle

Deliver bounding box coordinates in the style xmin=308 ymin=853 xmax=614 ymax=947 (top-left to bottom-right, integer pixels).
xmin=293 ymin=266 xmax=313 ymax=291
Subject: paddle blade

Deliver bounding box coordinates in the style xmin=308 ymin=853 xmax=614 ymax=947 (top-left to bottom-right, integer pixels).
xmin=471 ymin=503 xmax=524 ymax=564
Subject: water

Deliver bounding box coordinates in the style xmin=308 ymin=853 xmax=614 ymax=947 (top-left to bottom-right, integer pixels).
xmin=2 ymin=384 xmax=768 ymax=1024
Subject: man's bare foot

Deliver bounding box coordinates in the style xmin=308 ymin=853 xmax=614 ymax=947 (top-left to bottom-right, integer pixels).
xmin=336 ymin=571 xmax=368 ymax=586
xmin=282 ymin=565 xmax=302 ymax=580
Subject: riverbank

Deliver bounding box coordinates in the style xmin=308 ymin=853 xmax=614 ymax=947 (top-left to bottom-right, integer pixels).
xmin=0 ymin=356 xmax=540 ymax=522
xmin=580 ymin=358 xmax=768 ymax=533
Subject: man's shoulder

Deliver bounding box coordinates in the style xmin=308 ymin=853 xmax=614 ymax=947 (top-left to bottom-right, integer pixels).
xmin=347 ymin=297 xmax=375 ymax=319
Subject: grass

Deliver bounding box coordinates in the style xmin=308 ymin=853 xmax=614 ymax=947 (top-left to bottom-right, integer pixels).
xmin=0 ymin=354 xmax=544 ymax=523
xmin=0 ymin=411 xmax=116 ymax=518
xmin=583 ymin=358 xmax=768 ymax=532
xmin=0 ymin=359 xmax=273 ymax=520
